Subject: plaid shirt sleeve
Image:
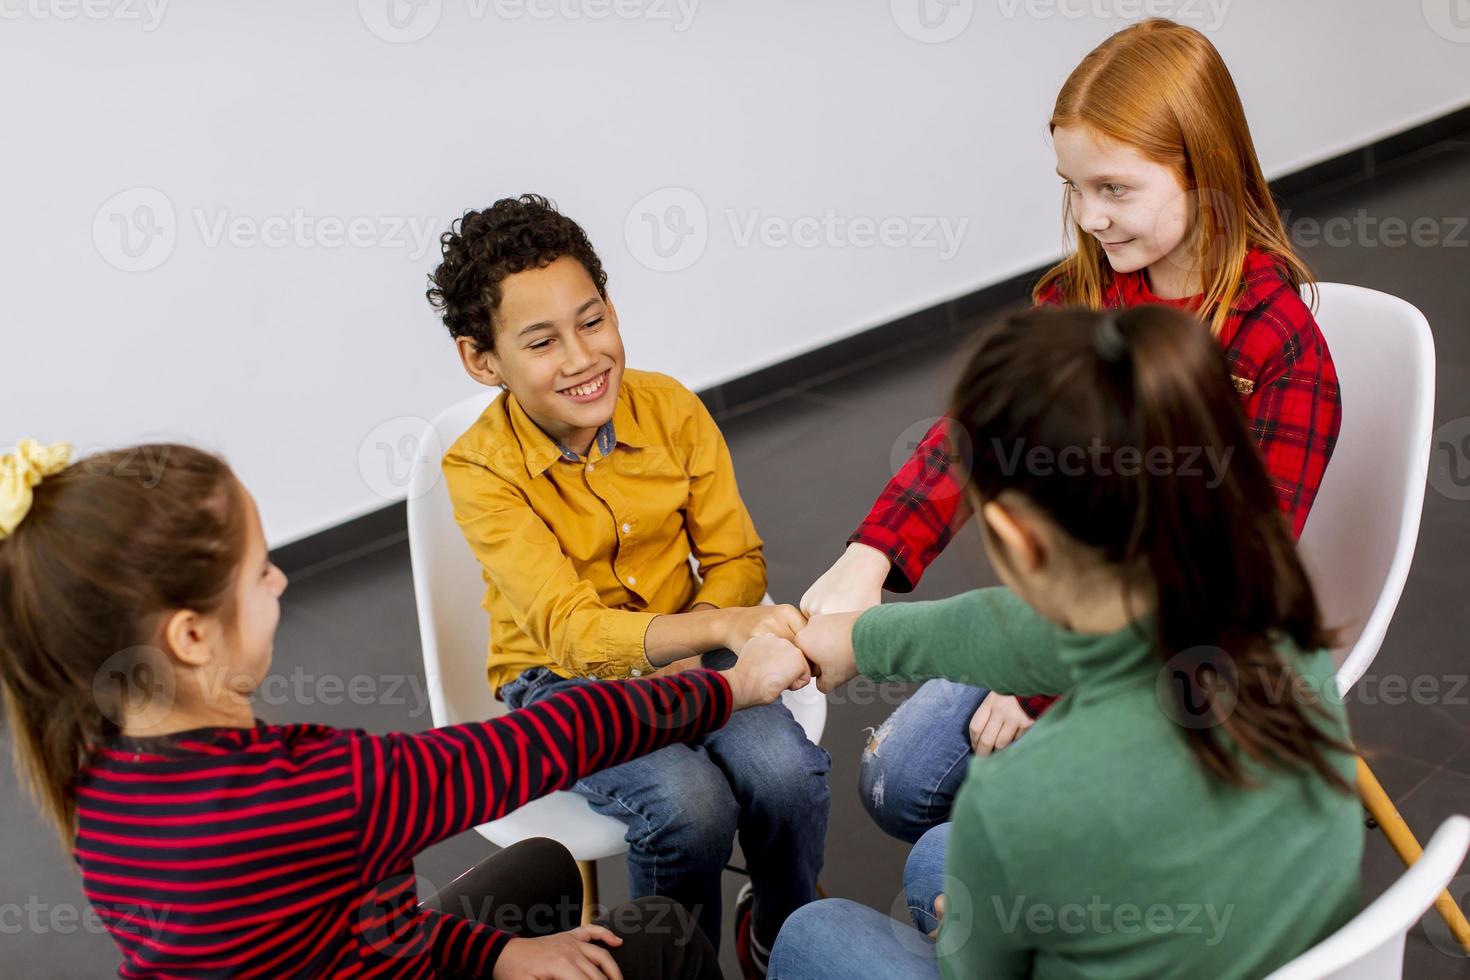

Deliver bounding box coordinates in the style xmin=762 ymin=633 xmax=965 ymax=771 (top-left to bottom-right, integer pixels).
xmin=847 ymin=288 xmax=1066 ymax=593
xmin=1225 ymin=282 xmax=1342 ymax=539
xmin=847 ymin=418 xmax=972 ymax=593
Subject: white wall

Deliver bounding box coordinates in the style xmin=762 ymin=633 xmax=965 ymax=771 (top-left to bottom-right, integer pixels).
xmin=5 ymin=0 xmax=1467 ymax=545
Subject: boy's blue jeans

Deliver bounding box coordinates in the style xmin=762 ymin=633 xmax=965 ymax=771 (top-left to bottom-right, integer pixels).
xmin=859 ymin=679 xmax=989 ymax=842
xmin=767 ymin=822 xmax=950 ymax=979
xmin=500 ymin=651 xmax=832 ymax=951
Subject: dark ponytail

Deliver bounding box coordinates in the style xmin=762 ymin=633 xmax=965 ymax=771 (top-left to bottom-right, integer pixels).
xmin=0 ymin=444 xmax=247 ymax=848
xmin=949 ymin=305 xmax=1349 ymax=790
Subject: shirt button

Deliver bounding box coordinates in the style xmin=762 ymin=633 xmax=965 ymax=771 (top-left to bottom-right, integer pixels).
xmin=629 ymin=668 xmax=641 ymax=677
xmin=587 ymin=462 xmax=595 ymax=472
xmin=628 ymin=576 xmax=637 ymax=586
xmin=622 ymin=523 xmax=631 ymax=533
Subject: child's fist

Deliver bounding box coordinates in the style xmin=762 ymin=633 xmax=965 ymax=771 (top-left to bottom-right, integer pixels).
xmin=794 ymin=612 xmax=862 ymax=693
xmin=722 ymin=635 xmax=811 ymax=710
xmin=723 ymin=603 xmax=807 ymax=653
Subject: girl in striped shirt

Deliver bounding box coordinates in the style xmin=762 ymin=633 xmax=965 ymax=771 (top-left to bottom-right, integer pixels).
xmin=0 ymin=440 xmax=812 ymax=978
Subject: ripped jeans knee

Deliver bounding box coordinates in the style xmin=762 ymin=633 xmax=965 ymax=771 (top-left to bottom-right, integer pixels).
xmin=855 ymin=680 xmax=990 ymax=844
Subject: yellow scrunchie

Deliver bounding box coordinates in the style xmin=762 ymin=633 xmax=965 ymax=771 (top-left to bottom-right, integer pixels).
xmin=0 ymin=439 xmax=75 ymax=539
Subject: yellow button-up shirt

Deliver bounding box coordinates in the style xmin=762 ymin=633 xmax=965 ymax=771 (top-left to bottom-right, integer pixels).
xmin=443 ymin=369 xmax=767 ymax=694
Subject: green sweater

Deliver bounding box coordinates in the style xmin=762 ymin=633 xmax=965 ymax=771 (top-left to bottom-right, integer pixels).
xmin=854 ymin=588 xmax=1362 ymax=980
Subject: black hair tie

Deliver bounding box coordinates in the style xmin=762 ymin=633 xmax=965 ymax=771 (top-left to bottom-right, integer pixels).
xmin=1093 ymin=312 xmax=1130 ymax=363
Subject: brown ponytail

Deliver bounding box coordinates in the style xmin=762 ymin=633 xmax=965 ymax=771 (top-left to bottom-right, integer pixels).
xmin=0 ymin=444 xmax=247 ymax=849
xmin=949 ymin=305 xmax=1349 ymax=790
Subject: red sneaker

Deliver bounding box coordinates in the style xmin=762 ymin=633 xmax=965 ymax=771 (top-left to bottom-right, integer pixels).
xmin=733 ymin=881 xmax=769 ymax=978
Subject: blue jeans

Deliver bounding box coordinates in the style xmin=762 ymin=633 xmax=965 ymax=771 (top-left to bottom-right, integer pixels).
xmin=501 ymin=653 xmax=832 ymax=952
xmin=858 ymin=679 xmax=988 ymax=843
xmin=769 ymin=823 xmax=953 ymax=978
xmin=902 ymin=822 xmax=950 ymax=935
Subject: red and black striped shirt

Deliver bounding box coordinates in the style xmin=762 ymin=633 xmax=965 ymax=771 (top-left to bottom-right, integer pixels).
xmin=74 ymin=669 xmax=733 ymax=978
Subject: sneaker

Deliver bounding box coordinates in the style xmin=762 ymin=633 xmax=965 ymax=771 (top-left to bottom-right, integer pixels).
xmin=734 ymin=881 xmax=771 ymax=978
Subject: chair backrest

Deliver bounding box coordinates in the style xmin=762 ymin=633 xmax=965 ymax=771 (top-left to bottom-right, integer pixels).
xmin=1294 ymin=283 xmax=1435 ymax=695
xmin=407 ymin=390 xmax=504 ymax=727
xmin=1265 ymin=815 xmax=1470 ymax=979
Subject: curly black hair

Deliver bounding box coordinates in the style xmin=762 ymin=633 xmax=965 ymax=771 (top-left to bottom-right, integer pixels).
xmin=426 ymin=194 xmax=609 ymax=352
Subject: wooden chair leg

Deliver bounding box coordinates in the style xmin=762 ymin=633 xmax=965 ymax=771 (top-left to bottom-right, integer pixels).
xmin=1357 ymin=756 xmax=1470 ymax=953
xmin=578 ymin=859 xmax=599 ymax=926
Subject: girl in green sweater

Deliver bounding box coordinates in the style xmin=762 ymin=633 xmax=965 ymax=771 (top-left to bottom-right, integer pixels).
xmin=775 ymin=304 xmax=1361 ymax=979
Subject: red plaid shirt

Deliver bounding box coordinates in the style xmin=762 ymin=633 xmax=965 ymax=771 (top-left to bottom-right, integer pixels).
xmin=849 ymin=249 xmax=1341 ymax=717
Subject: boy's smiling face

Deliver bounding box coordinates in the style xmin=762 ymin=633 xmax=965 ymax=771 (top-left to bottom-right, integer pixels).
xmin=457 ymin=255 xmax=626 ymax=456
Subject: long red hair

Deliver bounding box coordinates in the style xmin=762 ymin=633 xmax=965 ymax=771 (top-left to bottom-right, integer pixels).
xmin=1033 ymin=18 xmax=1314 ymax=334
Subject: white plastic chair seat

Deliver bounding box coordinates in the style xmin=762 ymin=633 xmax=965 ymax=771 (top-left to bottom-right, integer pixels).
xmin=1265 ymin=816 xmax=1470 ymax=979
xmin=407 ymin=388 xmax=826 ymax=861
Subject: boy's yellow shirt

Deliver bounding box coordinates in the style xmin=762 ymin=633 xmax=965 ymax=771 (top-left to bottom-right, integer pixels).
xmin=443 ymin=369 xmax=767 ymax=694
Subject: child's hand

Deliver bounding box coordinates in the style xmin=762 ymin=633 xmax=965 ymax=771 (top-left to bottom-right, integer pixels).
xmin=794 ymin=612 xmax=862 ymax=694
xmin=649 ymin=657 xmax=702 ymax=678
xmin=968 ymin=692 xmax=1033 ymax=756
xmin=928 ymin=893 xmax=947 ymax=941
xmin=799 ymin=542 xmax=889 ymax=616
xmin=722 ymin=603 xmax=807 ymax=653
xmin=492 ymin=926 xmax=623 ymax=979
xmin=721 ymin=635 xmax=812 ymax=710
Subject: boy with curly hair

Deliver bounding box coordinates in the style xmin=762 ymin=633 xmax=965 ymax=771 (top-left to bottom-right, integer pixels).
xmin=426 ymin=195 xmax=830 ymax=976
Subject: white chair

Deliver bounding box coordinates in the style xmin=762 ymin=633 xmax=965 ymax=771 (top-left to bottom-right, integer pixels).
xmin=1265 ymin=815 xmax=1470 ymax=979
xmin=406 ymin=389 xmax=827 ymax=901
xmin=1296 ymin=283 xmax=1435 ymax=696
xmin=1295 ymin=283 xmax=1470 ymax=954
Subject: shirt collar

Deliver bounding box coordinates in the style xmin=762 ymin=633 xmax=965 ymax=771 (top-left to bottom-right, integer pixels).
xmin=1055 ymin=616 xmax=1158 ymax=695
xmin=509 ymin=380 xmax=651 ymax=477
xmin=1104 ymin=247 xmax=1283 ymax=316
xmin=556 ymin=419 xmax=617 ymax=462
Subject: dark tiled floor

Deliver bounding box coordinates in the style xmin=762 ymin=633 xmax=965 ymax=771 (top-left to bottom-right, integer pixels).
xmin=5 ymin=130 xmax=1470 ymax=977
